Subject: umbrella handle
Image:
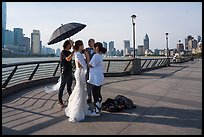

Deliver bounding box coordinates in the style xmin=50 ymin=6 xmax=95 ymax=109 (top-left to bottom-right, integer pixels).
xmin=69 ymin=38 xmax=74 ymax=46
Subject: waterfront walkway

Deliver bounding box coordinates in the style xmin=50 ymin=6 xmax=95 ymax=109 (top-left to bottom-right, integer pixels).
xmin=2 ymin=59 xmax=202 ymax=135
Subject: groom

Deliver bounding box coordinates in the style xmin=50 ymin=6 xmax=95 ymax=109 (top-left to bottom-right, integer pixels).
xmin=58 ymin=39 xmax=74 ymax=108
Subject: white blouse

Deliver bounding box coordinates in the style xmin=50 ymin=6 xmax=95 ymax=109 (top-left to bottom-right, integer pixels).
xmin=87 ymin=53 xmax=104 ymax=86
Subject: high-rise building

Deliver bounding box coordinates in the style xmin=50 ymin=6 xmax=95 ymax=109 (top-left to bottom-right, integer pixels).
xmin=143 ymin=34 xmax=149 ymax=53
xmin=186 ymin=35 xmax=193 ymax=51
xmin=103 ymin=42 xmax=107 ymax=49
xmin=21 ymin=37 xmax=30 ymax=55
xmin=18 ymin=37 xmax=30 ymax=55
xmin=14 ymin=28 xmax=24 ymax=46
xmin=5 ymin=30 xmax=14 ymax=46
xmin=192 ymin=39 xmax=198 ymax=49
xmin=2 ymin=2 xmax=7 ymax=47
xmin=124 ymin=40 xmax=130 ymax=56
xmin=31 ymin=30 xmax=41 ymax=54
xmin=56 ymin=48 xmax=61 ymax=56
xmin=185 ymin=38 xmax=188 ymax=50
xmin=137 ymin=45 xmax=144 ymax=56
xmin=109 ymin=41 xmax=114 ymax=51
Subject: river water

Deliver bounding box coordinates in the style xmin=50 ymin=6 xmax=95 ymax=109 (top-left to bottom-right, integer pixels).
xmin=2 ymin=56 xmax=164 ymax=64
xmin=2 ymin=57 xmax=60 ymax=64
xmin=2 ymin=56 xmax=133 ymax=64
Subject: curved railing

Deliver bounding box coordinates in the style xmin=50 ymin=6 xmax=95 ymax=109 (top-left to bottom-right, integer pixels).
xmin=2 ymin=60 xmax=61 ymax=89
xmin=2 ymin=59 xmax=134 ymax=89
xmin=3 ymin=57 xmax=186 ymax=96
xmin=141 ymin=58 xmax=169 ymax=71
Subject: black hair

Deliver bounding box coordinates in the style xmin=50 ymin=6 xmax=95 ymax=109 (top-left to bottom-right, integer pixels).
xmin=63 ymin=40 xmax=71 ymax=49
xmin=88 ymin=38 xmax=95 ymax=43
xmin=74 ymin=40 xmax=83 ymax=50
xmin=94 ymin=42 xmax=107 ymax=54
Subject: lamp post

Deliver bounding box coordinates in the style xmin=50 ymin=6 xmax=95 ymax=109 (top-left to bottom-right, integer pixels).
xmin=131 ymin=15 xmax=136 ymax=58
xmin=165 ymin=32 xmax=169 ymax=58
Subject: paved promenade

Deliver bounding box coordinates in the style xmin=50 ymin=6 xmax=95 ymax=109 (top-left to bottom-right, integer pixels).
xmin=2 ymin=59 xmax=202 ymax=135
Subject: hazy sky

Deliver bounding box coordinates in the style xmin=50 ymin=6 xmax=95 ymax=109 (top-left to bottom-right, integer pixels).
xmin=6 ymin=2 xmax=202 ymax=51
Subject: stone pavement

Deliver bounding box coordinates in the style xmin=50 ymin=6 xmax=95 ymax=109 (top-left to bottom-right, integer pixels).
xmin=2 ymin=59 xmax=202 ymax=135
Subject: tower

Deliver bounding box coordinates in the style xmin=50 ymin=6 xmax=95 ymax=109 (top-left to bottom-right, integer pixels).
xmin=31 ymin=30 xmax=41 ymax=54
xmin=124 ymin=40 xmax=130 ymax=56
xmin=143 ymin=34 xmax=149 ymax=53
xmin=2 ymin=2 xmax=7 ymax=47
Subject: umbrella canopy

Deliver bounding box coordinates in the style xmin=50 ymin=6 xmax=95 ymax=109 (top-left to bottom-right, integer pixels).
xmin=48 ymin=22 xmax=86 ymax=45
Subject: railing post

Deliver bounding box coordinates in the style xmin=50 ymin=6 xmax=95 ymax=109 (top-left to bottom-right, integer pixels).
xmin=131 ymin=58 xmax=141 ymax=75
xmin=124 ymin=60 xmax=132 ymax=71
xmin=141 ymin=60 xmax=147 ymax=68
xmin=2 ymin=65 xmax=18 ymax=88
xmin=28 ymin=64 xmax=39 ymax=80
xmin=53 ymin=61 xmax=60 ymax=76
xmin=106 ymin=61 xmax=110 ymax=73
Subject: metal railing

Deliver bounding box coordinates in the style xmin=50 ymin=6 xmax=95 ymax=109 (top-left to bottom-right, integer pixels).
xmin=2 ymin=57 xmax=190 ymax=90
xmin=141 ymin=58 xmax=169 ymax=71
xmin=2 ymin=59 xmax=133 ymax=89
xmin=2 ymin=61 xmax=61 ymax=88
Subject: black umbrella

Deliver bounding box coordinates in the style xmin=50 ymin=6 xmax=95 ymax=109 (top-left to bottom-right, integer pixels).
xmin=48 ymin=22 xmax=86 ymax=45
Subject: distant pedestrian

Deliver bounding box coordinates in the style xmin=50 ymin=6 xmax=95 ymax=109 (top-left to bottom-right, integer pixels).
xmin=173 ymin=54 xmax=176 ymax=64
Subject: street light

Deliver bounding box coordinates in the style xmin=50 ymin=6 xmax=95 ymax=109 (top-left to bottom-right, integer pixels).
xmin=131 ymin=14 xmax=136 ymax=58
xmin=165 ymin=32 xmax=169 ymax=58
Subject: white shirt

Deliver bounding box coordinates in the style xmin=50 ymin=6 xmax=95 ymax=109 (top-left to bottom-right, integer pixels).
xmin=87 ymin=53 xmax=104 ymax=86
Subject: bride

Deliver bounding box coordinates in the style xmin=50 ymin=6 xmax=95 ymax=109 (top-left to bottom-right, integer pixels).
xmin=64 ymin=40 xmax=89 ymax=122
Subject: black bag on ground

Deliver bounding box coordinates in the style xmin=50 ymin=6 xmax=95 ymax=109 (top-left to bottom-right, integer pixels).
xmin=114 ymin=95 xmax=136 ymax=109
xmin=101 ymin=98 xmax=123 ymax=112
xmin=102 ymin=95 xmax=136 ymax=112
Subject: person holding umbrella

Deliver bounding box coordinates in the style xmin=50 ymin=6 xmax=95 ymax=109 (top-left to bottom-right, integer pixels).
xmin=58 ymin=39 xmax=74 ymax=108
xmin=47 ymin=22 xmax=87 ymax=108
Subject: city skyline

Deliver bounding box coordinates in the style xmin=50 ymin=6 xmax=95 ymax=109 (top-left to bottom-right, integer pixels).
xmin=5 ymin=2 xmax=202 ymax=51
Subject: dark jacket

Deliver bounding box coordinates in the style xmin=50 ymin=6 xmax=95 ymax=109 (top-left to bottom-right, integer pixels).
xmin=60 ymin=50 xmax=72 ymax=74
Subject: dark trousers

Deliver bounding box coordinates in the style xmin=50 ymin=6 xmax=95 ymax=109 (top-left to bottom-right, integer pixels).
xmin=92 ymin=85 xmax=102 ymax=104
xmin=86 ymin=68 xmax=92 ymax=100
xmin=58 ymin=72 xmax=72 ymax=102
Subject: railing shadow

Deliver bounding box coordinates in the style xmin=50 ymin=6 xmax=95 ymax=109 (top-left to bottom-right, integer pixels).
xmin=2 ymin=104 xmax=201 ymax=135
xmin=85 ymin=105 xmax=202 ymax=129
xmin=142 ymin=65 xmax=189 ymax=79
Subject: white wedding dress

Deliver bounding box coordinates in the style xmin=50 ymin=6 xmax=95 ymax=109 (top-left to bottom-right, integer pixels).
xmin=65 ymin=52 xmax=89 ymax=122
xmin=44 ymin=77 xmax=61 ymax=93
